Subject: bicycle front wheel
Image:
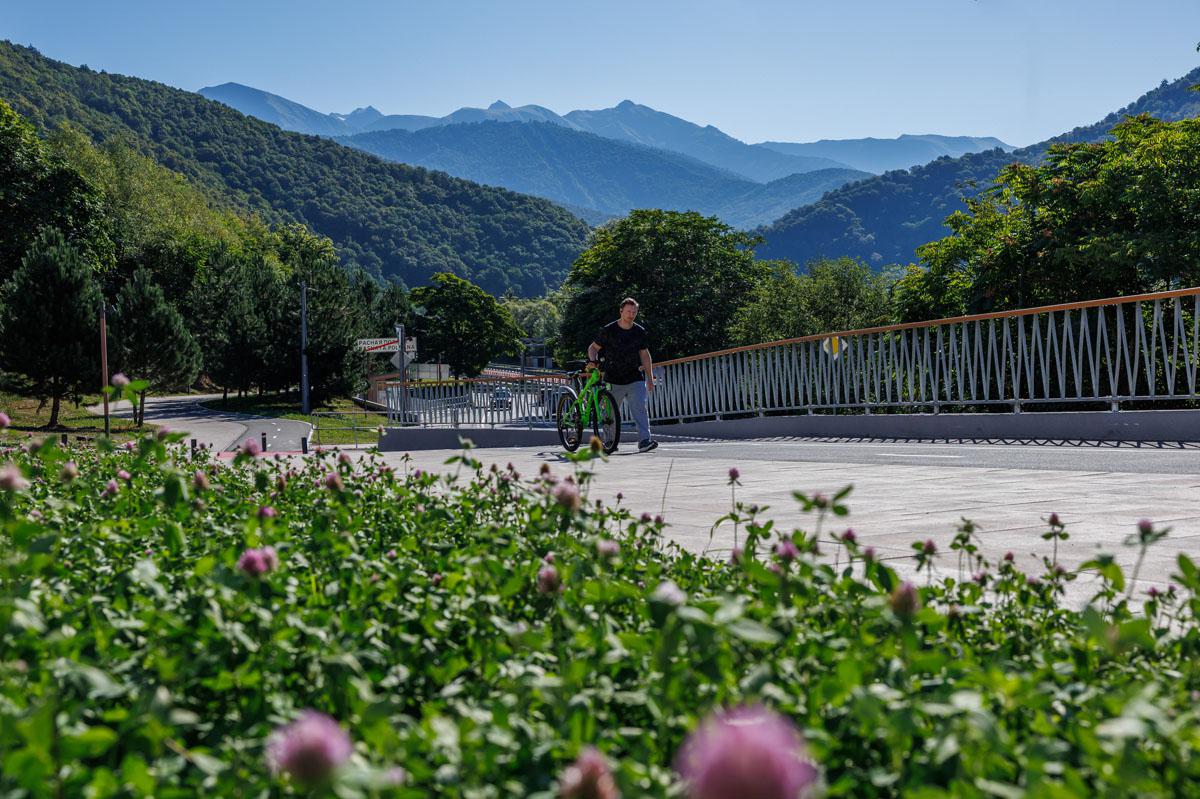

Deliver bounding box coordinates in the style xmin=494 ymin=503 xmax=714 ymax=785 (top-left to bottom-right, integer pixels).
xmin=592 ymin=389 xmax=621 ymax=454
xmin=556 ymin=390 xmax=583 ymax=452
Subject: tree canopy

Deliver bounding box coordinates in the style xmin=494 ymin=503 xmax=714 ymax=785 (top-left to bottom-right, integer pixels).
xmin=411 ymin=273 xmax=523 ymax=377
xmin=729 ymin=257 xmax=893 ymax=345
xmin=895 ymin=115 xmax=1200 ymax=321
xmin=559 ymin=210 xmax=770 ymax=361
xmin=0 ymin=229 xmax=102 ymax=427
xmin=111 ymin=267 xmax=201 ymax=425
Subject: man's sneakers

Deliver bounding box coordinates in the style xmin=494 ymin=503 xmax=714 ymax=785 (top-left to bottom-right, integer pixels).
xmin=637 ymin=439 xmax=659 ymax=453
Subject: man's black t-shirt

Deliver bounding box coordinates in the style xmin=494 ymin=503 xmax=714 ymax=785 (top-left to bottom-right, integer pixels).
xmin=595 ymin=320 xmax=648 ymax=385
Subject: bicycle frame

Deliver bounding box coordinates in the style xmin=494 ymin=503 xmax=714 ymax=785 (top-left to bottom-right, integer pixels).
xmin=569 ymin=368 xmax=606 ymax=427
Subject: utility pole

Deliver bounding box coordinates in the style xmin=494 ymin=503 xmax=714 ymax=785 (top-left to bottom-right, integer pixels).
xmin=395 ymin=323 xmax=407 ymax=424
xmin=300 ymin=281 xmax=310 ymax=415
xmin=100 ymin=299 xmax=110 ymax=436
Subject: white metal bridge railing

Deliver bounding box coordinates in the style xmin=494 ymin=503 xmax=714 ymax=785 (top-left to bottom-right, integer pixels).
xmin=382 ymin=374 xmax=573 ymax=428
xmin=648 ymin=287 xmax=1200 ymax=423
xmin=381 ymin=288 xmax=1200 ymax=429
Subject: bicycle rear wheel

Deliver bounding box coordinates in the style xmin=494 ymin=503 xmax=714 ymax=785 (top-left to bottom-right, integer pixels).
xmin=592 ymin=389 xmax=621 ymax=454
xmin=556 ymin=390 xmax=583 ymax=452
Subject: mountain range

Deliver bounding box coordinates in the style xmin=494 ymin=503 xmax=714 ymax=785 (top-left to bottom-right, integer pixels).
xmin=757 ymin=134 xmax=1012 ymax=176
xmin=197 ymin=84 xmax=1015 ymax=178
xmin=6 ymin=39 xmax=1194 ymax=299
xmin=199 ymin=83 xmax=1015 ymax=228
xmin=0 ymin=42 xmax=588 ymax=296
xmin=339 ymin=121 xmax=870 ymax=228
xmin=756 ymin=70 xmax=1200 ymax=268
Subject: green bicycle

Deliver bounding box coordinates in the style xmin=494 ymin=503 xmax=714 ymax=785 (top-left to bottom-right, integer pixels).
xmin=556 ymin=364 xmax=621 ymax=454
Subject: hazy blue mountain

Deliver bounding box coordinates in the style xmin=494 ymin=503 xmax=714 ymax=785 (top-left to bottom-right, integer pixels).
xmin=716 ymin=169 xmax=871 ymax=230
xmin=758 ymin=69 xmax=1200 ymax=268
xmin=199 ymin=85 xmax=578 ymax=136
xmin=198 ymin=82 xmax=349 ymax=136
xmin=756 ymin=134 xmax=1014 ymax=175
xmin=439 ymin=100 xmax=582 ymax=129
xmin=564 ymin=100 xmax=851 ymax=182
xmin=342 ymin=121 xmax=870 ymax=228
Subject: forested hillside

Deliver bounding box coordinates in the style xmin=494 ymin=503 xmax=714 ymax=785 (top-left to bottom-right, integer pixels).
xmin=343 ymin=121 xmax=869 ymax=228
xmin=0 ymin=42 xmax=590 ymax=296
xmin=758 ymin=67 xmax=1200 ymax=268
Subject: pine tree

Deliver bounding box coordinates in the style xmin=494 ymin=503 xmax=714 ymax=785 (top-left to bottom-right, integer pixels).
xmin=112 ymin=268 xmax=201 ymax=425
xmin=0 ymin=229 xmax=102 ymax=428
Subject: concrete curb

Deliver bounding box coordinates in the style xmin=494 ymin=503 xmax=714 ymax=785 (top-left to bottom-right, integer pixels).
xmin=380 ymin=427 xmax=561 ymax=451
xmin=652 ymin=409 xmax=1200 ymax=442
xmin=377 ymin=409 xmax=1200 ymax=451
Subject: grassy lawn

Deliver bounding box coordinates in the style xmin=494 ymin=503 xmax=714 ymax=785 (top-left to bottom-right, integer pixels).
xmin=0 ymin=389 xmax=155 ymax=445
xmin=202 ymin=393 xmax=389 ymax=446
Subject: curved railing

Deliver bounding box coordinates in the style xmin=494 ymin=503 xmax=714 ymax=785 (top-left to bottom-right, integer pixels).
xmin=380 ymin=287 xmax=1200 ymax=428
xmin=648 ymin=287 xmax=1200 ymax=423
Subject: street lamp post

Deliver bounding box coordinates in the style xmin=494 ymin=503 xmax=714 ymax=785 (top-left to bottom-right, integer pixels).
xmin=300 ymin=281 xmax=310 ymax=415
xmin=100 ymin=299 xmax=110 ymax=436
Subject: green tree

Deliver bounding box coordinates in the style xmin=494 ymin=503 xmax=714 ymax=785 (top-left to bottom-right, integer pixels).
xmin=274 ymin=225 xmax=363 ymax=403
xmin=503 ymin=295 xmax=562 ymax=340
xmin=111 ymin=268 xmax=202 ymax=425
xmin=359 ymin=277 xmax=412 ymax=375
xmin=362 ymin=277 xmax=411 ymax=337
xmin=898 ymin=115 xmax=1200 ymax=321
xmin=729 ymin=258 xmax=893 ymax=345
xmin=189 ymin=248 xmax=277 ymax=399
xmin=411 ymin=273 xmax=523 ymax=377
xmin=0 ymin=100 xmax=111 ymax=274
xmin=559 ymin=210 xmax=770 ymax=362
xmin=0 ymin=229 xmax=102 ymax=427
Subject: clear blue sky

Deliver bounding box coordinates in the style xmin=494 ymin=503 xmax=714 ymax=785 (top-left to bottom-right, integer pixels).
xmin=6 ymin=0 xmax=1199 ymax=147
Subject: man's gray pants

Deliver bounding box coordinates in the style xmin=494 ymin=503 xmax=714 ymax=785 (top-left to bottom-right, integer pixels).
xmin=607 ymin=380 xmax=651 ymax=443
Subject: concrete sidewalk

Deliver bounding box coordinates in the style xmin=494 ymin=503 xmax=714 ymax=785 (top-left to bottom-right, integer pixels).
xmin=377 ymin=442 xmax=1200 ymax=604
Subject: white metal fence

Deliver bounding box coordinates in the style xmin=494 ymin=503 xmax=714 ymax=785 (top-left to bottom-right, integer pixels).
xmin=648 ymin=288 xmax=1200 ymax=423
xmin=382 ymin=374 xmax=574 ymax=428
xmin=382 ymin=288 xmax=1200 ymax=429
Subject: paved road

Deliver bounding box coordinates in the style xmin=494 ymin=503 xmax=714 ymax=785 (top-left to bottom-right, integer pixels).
xmin=650 ymin=436 xmax=1200 ymax=475
xmin=224 ymin=414 xmax=311 ymax=453
xmin=380 ymin=436 xmax=1200 ymax=605
xmin=93 ymin=395 xmax=311 ymax=452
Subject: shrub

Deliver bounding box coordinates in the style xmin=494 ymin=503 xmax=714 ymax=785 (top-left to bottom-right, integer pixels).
xmin=0 ymin=438 xmax=1198 ymax=797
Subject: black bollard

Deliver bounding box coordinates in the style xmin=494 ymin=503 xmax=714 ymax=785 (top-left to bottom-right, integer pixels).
xmin=60 ymin=432 xmax=68 ymax=445
xmin=301 ymin=436 xmax=309 ymax=454
xmin=261 ymin=431 xmax=268 ymax=452
xmin=191 ymin=438 xmax=197 ymax=455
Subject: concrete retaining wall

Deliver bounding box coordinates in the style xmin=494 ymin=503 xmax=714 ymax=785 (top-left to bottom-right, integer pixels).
xmin=378 ymin=410 xmax=1200 ymax=451
xmin=380 ymin=427 xmax=560 ymax=451
xmin=655 ymin=409 xmax=1200 ymax=442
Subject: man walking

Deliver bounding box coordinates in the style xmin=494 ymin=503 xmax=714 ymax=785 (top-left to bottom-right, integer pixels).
xmin=588 ymin=297 xmax=658 ymax=452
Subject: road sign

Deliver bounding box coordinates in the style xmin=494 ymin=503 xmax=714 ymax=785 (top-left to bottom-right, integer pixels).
xmin=390 ymin=351 xmax=410 ymax=370
xmin=357 ymin=338 xmax=399 ymax=352
xmin=357 ymin=337 xmax=417 ymax=354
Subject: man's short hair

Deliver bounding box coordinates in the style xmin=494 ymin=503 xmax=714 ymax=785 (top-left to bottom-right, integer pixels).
xmin=620 ymin=297 xmax=639 ymax=310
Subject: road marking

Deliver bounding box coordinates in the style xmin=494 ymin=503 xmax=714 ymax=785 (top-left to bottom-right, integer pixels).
xmin=878 ymin=453 xmax=963 ymax=459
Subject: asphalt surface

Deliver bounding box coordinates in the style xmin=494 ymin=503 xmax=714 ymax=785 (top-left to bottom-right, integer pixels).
xmin=645 ymin=436 xmax=1200 ymax=475
xmin=94 ymin=395 xmax=312 ymax=452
